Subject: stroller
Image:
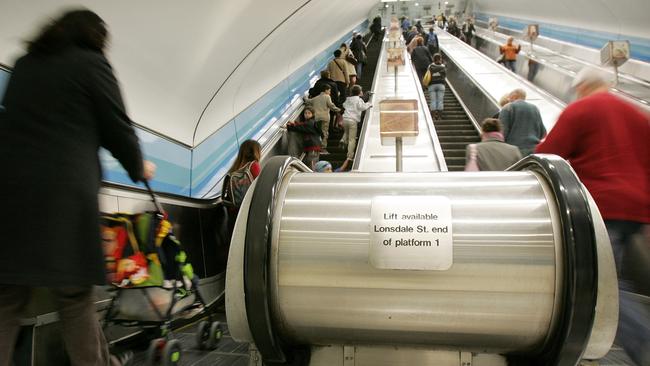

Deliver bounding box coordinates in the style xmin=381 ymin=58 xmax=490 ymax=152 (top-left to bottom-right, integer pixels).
xmin=102 ymin=182 xmax=222 ymax=365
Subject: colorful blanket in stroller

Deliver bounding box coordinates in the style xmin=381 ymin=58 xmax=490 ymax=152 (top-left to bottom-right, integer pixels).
xmin=101 ymin=212 xmax=194 ymax=288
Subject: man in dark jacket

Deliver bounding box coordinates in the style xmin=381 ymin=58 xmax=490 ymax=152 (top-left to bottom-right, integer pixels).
xmin=309 ymin=70 xmax=339 ymax=103
xmin=0 ymin=9 xmax=152 ymax=366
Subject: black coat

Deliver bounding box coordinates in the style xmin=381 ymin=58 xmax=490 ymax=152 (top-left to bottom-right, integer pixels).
xmin=411 ymin=46 xmax=433 ymax=73
xmin=0 ymin=47 xmax=144 ymax=286
xmin=287 ymin=118 xmax=321 ymax=151
xmin=309 ymin=77 xmax=339 ymax=100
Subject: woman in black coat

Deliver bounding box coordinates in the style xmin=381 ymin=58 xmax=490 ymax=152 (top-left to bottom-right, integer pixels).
xmin=0 ymin=9 xmax=152 ymax=365
xmin=411 ymin=38 xmax=433 ymax=83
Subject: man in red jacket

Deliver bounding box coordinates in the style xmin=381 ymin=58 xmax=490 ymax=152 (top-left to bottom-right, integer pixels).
xmin=536 ymin=66 xmax=650 ymax=365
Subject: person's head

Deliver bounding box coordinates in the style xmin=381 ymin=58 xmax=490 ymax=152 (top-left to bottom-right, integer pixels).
xmin=320 ymin=70 xmax=330 ymax=79
xmin=411 ymin=26 xmax=418 ymax=32
xmin=334 ymin=49 xmax=342 ymax=58
xmin=507 ymin=36 xmax=514 ymax=45
xmin=28 ymin=8 xmax=108 ymax=55
xmin=481 ymin=118 xmax=503 ymax=134
xmin=429 ymin=27 xmax=434 ymax=33
xmin=314 ymin=160 xmax=333 ymax=173
xmin=302 ymin=106 xmax=315 ymax=121
xmin=433 ymin=53 xmax=442 ymax=64
xmin=230 ymin=140 xmax=261 ymax=173
xmin=499 ymin=94 xmax=510 ymax=107
xmin=322 ymin=84 xmax=332 ymax=95
xmin=355 ymin=34 xmax=363 ymax=41
xmin=572 ymin=66 xmax=611 ymax=99
xmin=340 ymin=43 xmax=348 ymax=50
xmin=350 ymin=85 xmax=363 ymax=96
xmin=415 ymin=37 xmax=424 ymax=46
xmin=509 ymin=88 xmax=526 ymax=101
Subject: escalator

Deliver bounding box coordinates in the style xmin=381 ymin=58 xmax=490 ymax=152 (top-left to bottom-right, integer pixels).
xmin=325 ymin=31 xmax=384 ymax=170
xmin=424 ymin=82 xmax=481 ymax=171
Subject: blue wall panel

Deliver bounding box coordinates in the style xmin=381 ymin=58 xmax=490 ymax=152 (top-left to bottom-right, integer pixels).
xmin=476 ymin=13 xmax=650 ymax=62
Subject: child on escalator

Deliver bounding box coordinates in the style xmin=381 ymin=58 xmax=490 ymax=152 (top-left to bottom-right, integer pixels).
xmin=285 ymin=106 xmax=322 ymax=170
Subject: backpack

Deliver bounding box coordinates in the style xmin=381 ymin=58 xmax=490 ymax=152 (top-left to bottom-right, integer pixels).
xmin=427 ymin=33 xmax=438 ymax=47
xmin=222 ymin=161 xmax=255 ymax=208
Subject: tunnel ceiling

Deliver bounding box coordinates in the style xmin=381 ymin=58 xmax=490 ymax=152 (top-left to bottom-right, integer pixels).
xmin=0 ymin=0 xmax=378 ymax=146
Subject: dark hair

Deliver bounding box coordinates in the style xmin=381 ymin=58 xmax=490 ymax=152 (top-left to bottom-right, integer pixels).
xmin=300 ymin=106 xmax=315 ymax=121
xmin=229 ymin=140 xmax=261 ymax=173
xmin=433 ymin=53 xmax=442 ymax=63
xmin=322 ymin=84 xmax=331 ymax=92
xmin=355 ymin=34 xmax=363 ymax=40
xmin=320 ymin=70 xmax=330 ymax=78
xmin=350 ymin=85 xmax=362 ymax=96
xmin=429 ymin=27 xmax=434 ymax=32
xmin=481 ymin=118 xmax=502 ymax=133
xmin=28 ymin=9 xmax=107 ymax=55
xmin=334 ymin=50 xmax=342 ymax=57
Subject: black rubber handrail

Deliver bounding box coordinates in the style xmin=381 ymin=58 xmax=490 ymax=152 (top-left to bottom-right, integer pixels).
xmin=243 ymin=156 xmax=311 ymax=365
xmin=508 ymin=154 xmax=598 ymax=366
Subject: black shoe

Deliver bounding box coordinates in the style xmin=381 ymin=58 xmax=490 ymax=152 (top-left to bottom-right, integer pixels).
xmin=111 ymin=351 xmax=134 ymax=366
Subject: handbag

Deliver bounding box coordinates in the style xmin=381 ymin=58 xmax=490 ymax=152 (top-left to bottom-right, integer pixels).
xmin=335 ymin=112 xmax=344 ymax=129
xmin=346 ymin=54 xmax=358 ymax=66
xmin=464 ymin=144 xmax=480 ymax=171
xmin=496 ymin=54 xmax=505 ymax=64
xmin=422 ymin=69 xmax=432 ymax=87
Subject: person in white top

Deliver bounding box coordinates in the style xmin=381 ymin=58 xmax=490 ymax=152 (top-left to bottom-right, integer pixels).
xmin=338 ymin=85 xmax=372 ymax=171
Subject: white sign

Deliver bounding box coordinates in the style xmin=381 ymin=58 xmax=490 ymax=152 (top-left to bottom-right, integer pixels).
xmin=369 ymin=196 xmax=453 ymax=270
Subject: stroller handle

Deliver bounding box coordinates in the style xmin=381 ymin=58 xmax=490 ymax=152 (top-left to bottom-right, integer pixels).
xmin=143 ymin=180 xmax=165 ymax=215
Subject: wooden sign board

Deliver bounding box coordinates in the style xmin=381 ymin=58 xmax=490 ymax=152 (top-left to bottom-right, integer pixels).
xmin=379 ymin=99 xmax=419 ymax=140
xmin=387 ymin=47 xmax=405 ymax=67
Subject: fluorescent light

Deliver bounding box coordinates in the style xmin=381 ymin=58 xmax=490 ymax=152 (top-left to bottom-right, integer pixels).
xmin=415 ymin=2 xmax=419 ymax=6
xmin=445 ymin=1 xmax=449 ymax=4
xmin=385 ymin=4 xmax=389 ymax=7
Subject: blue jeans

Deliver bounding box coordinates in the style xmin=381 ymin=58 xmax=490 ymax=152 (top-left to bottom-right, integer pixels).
xmin=606 ymin=220 xmax=650 ymax=366
xmin=504 ymin=60 xmax=516 ymax=72
xmin=428 ymin=83 xmax=445 ymax=111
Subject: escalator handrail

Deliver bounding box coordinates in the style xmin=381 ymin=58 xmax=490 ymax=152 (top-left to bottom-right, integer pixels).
xmin=243 ymin=156 xmax=311 ymax=364
xmin=508 ymin=154 xmax=598 ymax=366
xmin=438 ymin=27 xmax=566 ymax=112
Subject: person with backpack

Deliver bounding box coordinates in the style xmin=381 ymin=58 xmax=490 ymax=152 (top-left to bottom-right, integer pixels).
xmin=222 ymin=140 xmax=261 ymax=217
xmin=426 ymin=27 xmax=439 ymax=56
xmin=285 ymin=106 xmax=322 ymax=169
xmin=426 ymin=53 xmax=447 ymax=120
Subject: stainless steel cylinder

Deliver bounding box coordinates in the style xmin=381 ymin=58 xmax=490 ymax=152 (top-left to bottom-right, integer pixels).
xmin=226 ymin=155 xmax=618 ymax=366
xmin=270 ymin=171 xmax=561 ymax=352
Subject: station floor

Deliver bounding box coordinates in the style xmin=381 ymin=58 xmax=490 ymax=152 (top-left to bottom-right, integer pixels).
xmin=129 ymin=313 xmax=636 ymax=366
xmin=130 ymin=313 xmax=249 ymax=366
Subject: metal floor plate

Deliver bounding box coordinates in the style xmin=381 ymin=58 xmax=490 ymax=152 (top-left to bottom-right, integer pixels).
xmin=129 ymin=314 xmax=636 ymax=365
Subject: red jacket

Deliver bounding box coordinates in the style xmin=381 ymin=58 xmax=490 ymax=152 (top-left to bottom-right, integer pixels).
xmin=536 ymin=92 xmax=650 ymax=223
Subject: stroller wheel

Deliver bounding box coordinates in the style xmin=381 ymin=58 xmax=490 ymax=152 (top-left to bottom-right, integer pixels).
xmin=195 ymin=320 xmax=210 ymax=349
xmin=162 ymin=339 xmax=182 ymax=366
xmin=146 ymin=338 xmax=165 ymax=366
xmin=206 ymin=321 xmax=223 ymax=349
